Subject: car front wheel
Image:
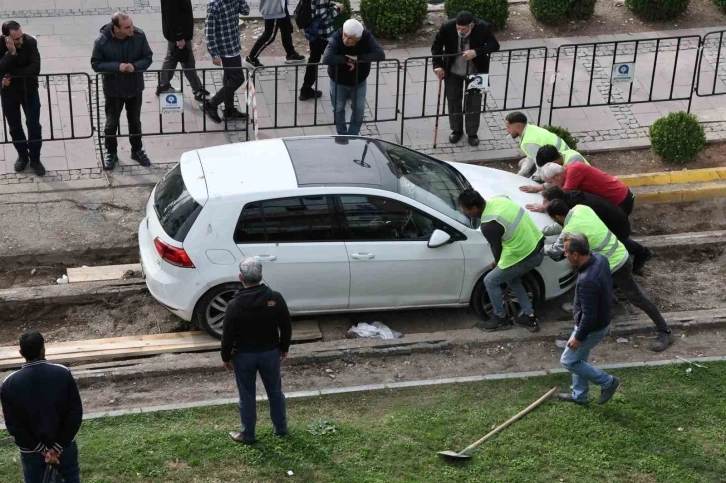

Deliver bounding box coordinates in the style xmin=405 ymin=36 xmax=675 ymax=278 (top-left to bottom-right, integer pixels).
xmin=471 ymin=272 xmax=542 ymax=321
xmin=194 ymin=283 xmax=242 ymax=339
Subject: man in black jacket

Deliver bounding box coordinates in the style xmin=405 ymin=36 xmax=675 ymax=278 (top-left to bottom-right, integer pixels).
xmin=222 ymin=257 xmax=292 ymax=445
xmin=322 ymin=19 xmax=385 ymax=136
xmin=0 ymin=21 xmax=45 ymax=176
xmin=1 ymin=332 xmax=83 ymax=482
xmin=559 ymin=233 xmax=620 ymax=405
xmin=91 ymin=12 xmax=153 ymax=171
xmin=157 ymin=0 xmax=210 ymax=101
xmin=431 ymin=11 xmax=499 ymax=147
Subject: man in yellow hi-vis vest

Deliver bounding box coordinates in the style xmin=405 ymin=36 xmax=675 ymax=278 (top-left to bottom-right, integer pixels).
xmin=458 ymin=188 xmax=545 ymax=332
xmin=535 ymin=144 xmax=590 ymax=168
xmin=544 ymin=200 xmax=674 ymax=352
xmin=504 ymin=111 xmax=569 ymax=181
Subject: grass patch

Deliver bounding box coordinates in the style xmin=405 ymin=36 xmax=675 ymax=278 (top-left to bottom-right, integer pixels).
xmin=1 ymin=363 xmax=725 ymax=482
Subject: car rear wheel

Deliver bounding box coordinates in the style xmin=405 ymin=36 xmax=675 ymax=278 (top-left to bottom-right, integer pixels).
xmin=194 ymin=283 xmax=241 ymax=339
xmin=471 ymin=272 xmax=542 ymax=321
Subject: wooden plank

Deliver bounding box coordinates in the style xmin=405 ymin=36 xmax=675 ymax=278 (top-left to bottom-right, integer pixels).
xmin=292 ymin=320 xmax=323 ymax=342
xmin=67 ymin=264 xmax=141 ymax=283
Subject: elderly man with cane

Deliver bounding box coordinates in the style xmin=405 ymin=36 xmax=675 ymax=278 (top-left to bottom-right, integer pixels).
xmin=431 ymin=11 xmax=499 ymax=147
xmin=222 ymin=258 xmax=292 ymax=445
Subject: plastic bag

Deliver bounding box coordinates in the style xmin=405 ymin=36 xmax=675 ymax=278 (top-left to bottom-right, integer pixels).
xmin=346 ymin=322 xmax=403 ymax=340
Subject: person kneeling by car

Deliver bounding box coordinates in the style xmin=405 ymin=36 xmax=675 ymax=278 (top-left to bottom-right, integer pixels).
xmin=458 ymin=188 xmax=544 ymax=332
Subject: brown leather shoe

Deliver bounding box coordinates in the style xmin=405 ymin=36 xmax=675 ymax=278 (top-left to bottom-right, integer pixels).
xmin=228 ymin=431 xmax=256 ymax=445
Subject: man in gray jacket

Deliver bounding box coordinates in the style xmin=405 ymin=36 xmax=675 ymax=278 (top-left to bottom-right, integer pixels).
xmin=244 ymin=0 xmax=304 ymax=68
xmin=91 ymin=12 xmax=153 ymax=170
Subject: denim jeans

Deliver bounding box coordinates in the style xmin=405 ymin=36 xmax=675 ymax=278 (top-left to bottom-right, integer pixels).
xmin=104 ymin=95 xmax=143 ymax=153
xmin=483 ymin=248 xmax=544 ymax=318
xmin=560 ymin=325 xmax=614 ymax=403
xmin=612 ymin=257 xmax=670 ymax=333
xmin=1 ymin=90 xmax=42 ymax=162
xmin=158 ymin=41 xmax=203 ymax=93
xmin=232 ymin=349 xmax=287 ymax=442
xmin=330 ymin=80 xmax=366 ymax=135
xmin=20 ymin=440 xmax=80 ymax=483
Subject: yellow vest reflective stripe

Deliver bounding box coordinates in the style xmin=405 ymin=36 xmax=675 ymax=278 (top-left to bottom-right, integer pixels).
xmin=563 ymin=205 xmax=628 ymax=271
xmin=562 ymin=149 xmax=591 ymax=166
xmin=520 ymin=125 xmax=570 ymax=158
xmin=481 ymin=196 xmax=543 ymax=269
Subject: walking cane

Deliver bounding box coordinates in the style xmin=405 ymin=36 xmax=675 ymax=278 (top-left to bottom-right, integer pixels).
xmin=433 ymin=76 xmax=443 ymax=149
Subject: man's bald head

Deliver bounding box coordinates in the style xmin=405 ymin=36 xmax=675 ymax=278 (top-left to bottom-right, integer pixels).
xmin=111 ymin=11 xmax=133 ymax=38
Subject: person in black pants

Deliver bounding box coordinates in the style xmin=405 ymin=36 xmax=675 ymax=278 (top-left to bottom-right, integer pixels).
xmin=1 ymin=332 xmax=84 ymax=482
xmin=300 ymin=0 xmax=345 ymax=101
xmin=0 ymin=21 xmax=45 ymax=176
xmin=245 ymin=0 xmax=304 ymax=68
xmin=203 ymin=0 xmax=251 ymax=123
xmin=91 ymin=12 xmax=153 ymax=170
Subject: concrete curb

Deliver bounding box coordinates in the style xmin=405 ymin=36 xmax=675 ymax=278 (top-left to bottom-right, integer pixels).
xmin=620 ymin=167 xmax=726 ymax=188
xmin=634 ymin=181 xmax=726 ymax=205
xmin=2 ymin=354 xmax=722 ymax=430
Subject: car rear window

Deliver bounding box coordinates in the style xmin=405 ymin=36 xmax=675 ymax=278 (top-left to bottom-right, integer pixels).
xmin=154 ymin=165 xmax=203 ymax=242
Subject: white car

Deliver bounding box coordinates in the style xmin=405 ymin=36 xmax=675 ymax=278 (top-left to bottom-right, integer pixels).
xmin=139 ymin=136 xmax=576 ymax=338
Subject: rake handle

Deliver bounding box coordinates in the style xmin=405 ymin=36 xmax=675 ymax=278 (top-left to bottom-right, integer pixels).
xmin=459 ymin=386 xmax=558 ymax=455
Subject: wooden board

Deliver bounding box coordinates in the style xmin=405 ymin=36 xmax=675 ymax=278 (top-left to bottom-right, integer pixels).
xmin=292 ymin=319 xmax=323 ymax=342
xmin=67 ymin=263 xmax=141 ymax=283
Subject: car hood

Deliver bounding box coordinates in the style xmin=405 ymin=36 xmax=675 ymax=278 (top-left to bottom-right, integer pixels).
xmin=443 ymin=161 xmax=555 ymax=229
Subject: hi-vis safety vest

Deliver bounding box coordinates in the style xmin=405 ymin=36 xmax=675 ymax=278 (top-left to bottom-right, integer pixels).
xmin=562 ymin=149 xmax=591 ymax=166
xmin=520 ymin=124 xmax=569 ymax=159
xmin=481 ymin=196 xmax=543 ymax=269
xmin=563 ymin=205 xmax=628 ymax=272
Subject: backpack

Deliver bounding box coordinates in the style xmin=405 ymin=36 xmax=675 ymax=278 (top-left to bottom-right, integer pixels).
xmin=294 ymin=0 xmax=314 ymax=29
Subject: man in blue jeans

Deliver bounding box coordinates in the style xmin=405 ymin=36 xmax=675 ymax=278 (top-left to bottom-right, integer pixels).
xmin=1 ymin=331 xmax=83 ymax=482
xmin=322 ymin=19 xmax=385 ymax=135
xmin=221 ymin=257 xmax=292 ymax=444
xmin=559 ymin=232 xmax=621 ymax=405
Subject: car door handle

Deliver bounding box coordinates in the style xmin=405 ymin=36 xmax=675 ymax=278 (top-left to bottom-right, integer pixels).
xmin=254 ymin=255 xmax=277 ymax=261
xmin=350 ymin=253 xmax=375 ymax=260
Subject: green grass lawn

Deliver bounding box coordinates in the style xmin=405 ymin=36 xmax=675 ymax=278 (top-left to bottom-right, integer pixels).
xmin=1 ymin=362 xmax=725 ymax=482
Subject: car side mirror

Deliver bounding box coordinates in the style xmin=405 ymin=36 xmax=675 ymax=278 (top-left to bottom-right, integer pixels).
xmin=428 ymin=229 xmax=452 ymax=248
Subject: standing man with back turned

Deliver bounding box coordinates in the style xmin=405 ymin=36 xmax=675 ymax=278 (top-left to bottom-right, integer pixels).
xmin=431 ymin=11 xmax=499 ymax=147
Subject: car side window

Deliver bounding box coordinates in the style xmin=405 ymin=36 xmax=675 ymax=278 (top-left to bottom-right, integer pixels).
xmin=338 ymin=195 xmax=437 ymax=241
xmin=234 ymin=196 xmax=336 ymax=243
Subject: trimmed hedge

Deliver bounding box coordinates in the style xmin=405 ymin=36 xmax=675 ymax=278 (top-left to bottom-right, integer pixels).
xmin=332 ymin=0 xmax=353 ymax=31
xmin=444 ymin=0 xmax=510 ymax=31
xmin=360 ymin=0 xmax=428 ymax=38
xmin=649 ymin=112 xmax=706 ymax=164
xmin=530 ymin=0 xmax=596 ymax=25
xmin=625 ymin=0 xmax=689 ymax=21
xmin=715 ymin=0 xmax=726 ymax=9
xmin=543 ymin=125 xmax=579 ymax=151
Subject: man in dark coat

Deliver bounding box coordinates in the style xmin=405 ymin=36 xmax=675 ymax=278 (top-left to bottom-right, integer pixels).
xmin=91 ymin=12 xmax=153 ymax=171
xmin=431 ymin=11 xmax=499 ymax=147
xmin=157 ymin=0 xmax=210 ymax=101
xmin=0 ymin=21 xmax=45 ymax=176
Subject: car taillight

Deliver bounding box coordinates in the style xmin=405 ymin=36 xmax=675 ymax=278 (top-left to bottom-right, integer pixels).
xmin=154 ymin=238 xmax=195 ymax=268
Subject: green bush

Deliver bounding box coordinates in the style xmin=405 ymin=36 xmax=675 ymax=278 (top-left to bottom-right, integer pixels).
xmin=530 ymin=0 xmax=596 ymax=24
xmin=543 ymin=125 xmax=578 ymax=151
xmin=649 ymin=112 xmax=706 ymax=164
xmin=444 ymin=0 xmax=509 ymax=31
xmin=569 ymin=0 xmax=597 ymax=21
xmin=332 ymin=0 xmax=353 ymax=31
xmin=713 ymin=0 xmax=726 ymax=8
xmin=360 ymin=0 xmax=428 ymax=38
xmin=625 ymin=0 xmax=689 ymax=21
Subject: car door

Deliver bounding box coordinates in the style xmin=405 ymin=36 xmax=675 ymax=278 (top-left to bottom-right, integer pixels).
xmin=234 ymin=195 xmax=350 ymax=312
xmin=338 ymin=194 xmax=466 ymax=309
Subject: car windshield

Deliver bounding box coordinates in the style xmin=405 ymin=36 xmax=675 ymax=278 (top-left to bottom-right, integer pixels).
xmin=377 ymin=142 xmax=471 ymax=226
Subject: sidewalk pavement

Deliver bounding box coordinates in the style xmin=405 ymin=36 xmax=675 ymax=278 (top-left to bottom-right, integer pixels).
xmin=1 ymin=4 xmax=726 ymax=193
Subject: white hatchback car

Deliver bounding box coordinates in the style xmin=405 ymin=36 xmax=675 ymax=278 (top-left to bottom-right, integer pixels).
xmin=139 ymin=136 xmax=576 ymax=338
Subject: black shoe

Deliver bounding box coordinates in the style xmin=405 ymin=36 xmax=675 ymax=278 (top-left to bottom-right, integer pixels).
xmin=285 ymin=52 xmax=305 ymax=63
xmin=223 ymin=108 xmax=249 ymax=121
xmin=156 ymin=84 xmax=175 ymax=96
xmin=13 ymin=156 xmax=29 ymax=172
xmin=632 ymin=248 xmax=653 ymax=275
xmin=244 ymin=56 xmax=263 ymax=69
xmin=103 ymin=152 xmax=118 ymax=171
xmin=228 ymin=431 xmax=256 ymax=445
xmin=29 ymin=160 xmax=46 ymax=177
xmin=131 ymin=149 xmax=151 ymax=167
xmin=203 ymin=101 xmax=222 ymax=124
xmin=650 ymin=331 xmax=674 ymax=352
xmin=299 ymin=88 xmax=323 ymax=101
xmin=598 ymin=377 xmax=620 ymax=405
xmin=558 ymin=393 xmax=589 ymax=405
xmin=193 ymin=89 xmax=210 ymax=102
xmin=449 ymin=131 xmax=463 ymax=143
xmin=478 ymin=315 xmax=511 ymax=332
xmin=468 ymin=135 xmax=480 ymax=147
xmin=513 ymin=312 xmax=540 ymax=333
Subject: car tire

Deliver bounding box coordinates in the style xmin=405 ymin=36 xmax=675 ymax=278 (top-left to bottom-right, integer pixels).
xmin=471 ymin=272 xmax=542 ymax=321
xmin=194 ymin=283 xmax=242 ymax=339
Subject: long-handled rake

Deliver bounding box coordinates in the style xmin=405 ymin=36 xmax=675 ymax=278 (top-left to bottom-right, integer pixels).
xmin=438 ymin=387 xmax=558 ymax=461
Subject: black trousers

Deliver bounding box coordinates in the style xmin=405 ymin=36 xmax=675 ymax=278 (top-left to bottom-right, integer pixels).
xmin=302 ymin=37 xmax=328 ymax=91
xmin=104 ymin=94 xmax=143 ymax=153
xmin=445 ymin=72 xmax=483 ymax=136
xmin=249 ymin=12 xmax=295 ymax=58
xmin=613 ymin=257 xmax=670 ymax=333
xmin=209 ymin=55 xmax=246 ymax=113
